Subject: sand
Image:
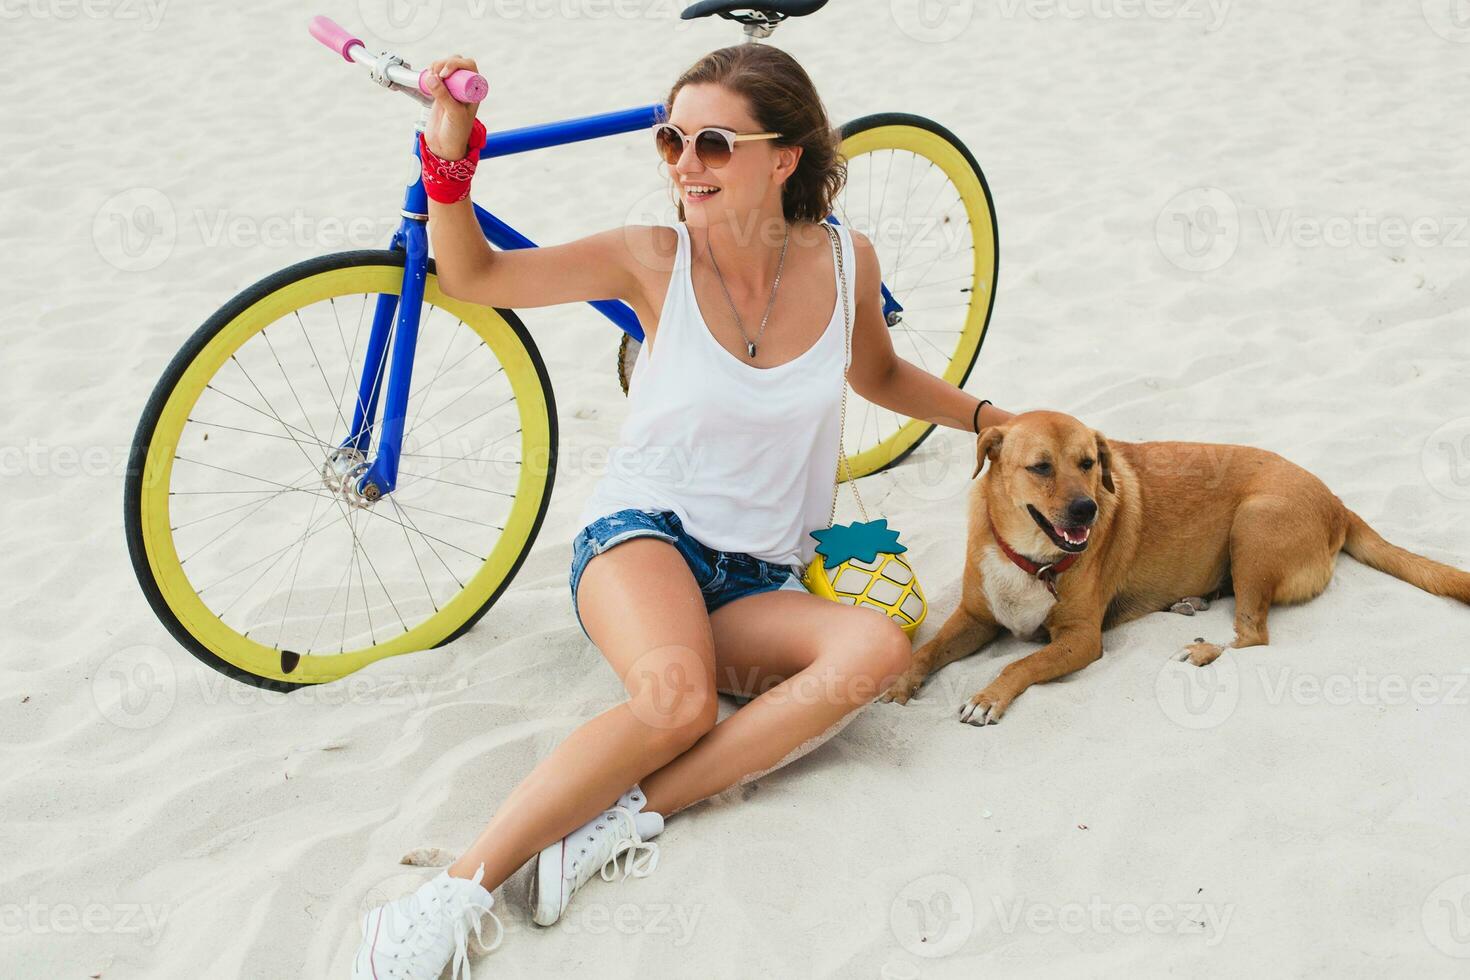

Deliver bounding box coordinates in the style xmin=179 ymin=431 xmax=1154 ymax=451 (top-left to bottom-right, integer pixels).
xmin=4 ymin=0 xmax=1469 ymax=976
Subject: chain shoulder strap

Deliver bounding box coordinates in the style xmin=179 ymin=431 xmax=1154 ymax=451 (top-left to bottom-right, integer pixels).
xmin=822 ymin=222 xmax=870 ymax=529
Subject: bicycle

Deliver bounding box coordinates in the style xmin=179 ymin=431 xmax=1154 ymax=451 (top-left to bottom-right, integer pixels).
xmin=124 ymin=1 xmax=1001 ymax=691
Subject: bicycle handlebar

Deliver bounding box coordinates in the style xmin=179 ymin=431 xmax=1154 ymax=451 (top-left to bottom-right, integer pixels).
xmin=308 ymin=15 xmax=488 ymax=104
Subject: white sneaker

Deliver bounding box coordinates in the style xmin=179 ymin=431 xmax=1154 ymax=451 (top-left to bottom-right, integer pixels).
xmin=529 ymin=784 xmax=664 ymax=926
xmin=352 ymin=864 xmax=503 ymax=980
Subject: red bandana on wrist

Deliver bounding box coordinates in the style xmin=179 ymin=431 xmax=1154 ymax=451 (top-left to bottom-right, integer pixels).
xmin=419 ymin=117 xmax=488 ymax=204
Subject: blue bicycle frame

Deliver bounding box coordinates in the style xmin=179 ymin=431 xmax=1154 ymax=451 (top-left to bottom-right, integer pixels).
xmin=344 ymin=102 xmax=666 ymax=499
xmin=345 ymin=101 xmax=899 ymax=500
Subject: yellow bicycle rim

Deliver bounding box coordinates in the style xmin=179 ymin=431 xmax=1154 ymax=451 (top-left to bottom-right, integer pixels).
xmin=135 ymin=264 xmax=553 ymax=685
xmin=836 ymin=121 xmax=998 ymax=481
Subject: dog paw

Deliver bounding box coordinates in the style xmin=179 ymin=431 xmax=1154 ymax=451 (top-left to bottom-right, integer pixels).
xmin=878 ymin=679 xmax=919 ymax=705
xmin=958 ymin=688 xmax=1011 ymax=726
xmin=1174 ymin=639 xmax=1227 ymax=667
xmin=1170 ymin=596 xmax=1211 ymax=616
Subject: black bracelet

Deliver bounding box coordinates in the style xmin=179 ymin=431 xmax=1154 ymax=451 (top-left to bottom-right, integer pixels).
xmin=972 ymin=399 xmax=991 ymax=434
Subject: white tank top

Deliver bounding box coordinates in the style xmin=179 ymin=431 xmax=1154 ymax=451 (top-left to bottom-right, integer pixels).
xmin=574 ymin=219 xmax=854 ymax=570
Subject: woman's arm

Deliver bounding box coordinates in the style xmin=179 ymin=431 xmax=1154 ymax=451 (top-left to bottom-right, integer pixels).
xmin=422 ymin=55 xmax=647 ymax=311
xmin=846 ymin=230 xmax=1015 ymax=433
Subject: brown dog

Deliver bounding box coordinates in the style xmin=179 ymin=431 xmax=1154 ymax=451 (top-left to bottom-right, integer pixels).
xmin=880 ymin=410 xmax=1470 ymax=725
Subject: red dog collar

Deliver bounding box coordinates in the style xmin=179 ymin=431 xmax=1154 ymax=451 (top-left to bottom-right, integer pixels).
xmin=990 ymin=521 xmax=1080 ymax=598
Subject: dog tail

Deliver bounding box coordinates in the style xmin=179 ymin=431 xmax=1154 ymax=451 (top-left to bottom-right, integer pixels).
xmin=1343 ymin=509 xmax=1470 ymax=603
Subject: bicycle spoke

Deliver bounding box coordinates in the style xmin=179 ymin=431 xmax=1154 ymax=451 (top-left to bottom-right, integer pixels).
xmin=144 ymin=262 xmax=555 ymax=667
xmin=262 ymin=328 xmax=326 ymax=446
xmin=387 ymin=494 xmax=439 ymax=613
xmin=203 ymin=383 xmax=333 ymax=451
xmin=295 ymin=308 xmax=354 ymax=438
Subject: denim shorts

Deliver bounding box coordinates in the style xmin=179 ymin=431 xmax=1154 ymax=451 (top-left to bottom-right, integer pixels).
xmin=569 ymin=507 xmax=809 ymax=642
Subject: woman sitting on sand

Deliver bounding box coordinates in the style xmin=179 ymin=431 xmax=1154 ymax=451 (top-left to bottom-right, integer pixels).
xmin=351 ymin=42 xmax=1013 ymax=977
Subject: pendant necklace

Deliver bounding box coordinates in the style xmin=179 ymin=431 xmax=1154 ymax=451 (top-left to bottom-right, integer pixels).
xmin=706 ymin=223 xmax=790 ymax=359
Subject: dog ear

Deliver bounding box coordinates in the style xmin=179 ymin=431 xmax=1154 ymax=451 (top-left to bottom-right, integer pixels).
xmin=1093 ymin=430 xmax=1116 ymax=494
xmin=972 ymin=426 xmax=1006 ymax=480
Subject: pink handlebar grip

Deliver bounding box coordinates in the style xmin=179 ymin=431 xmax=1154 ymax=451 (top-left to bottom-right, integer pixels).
xmin=418 ymin=68 xmax=489 ymax=104
xmin=309 ymin=15 xmax=363 ymax=62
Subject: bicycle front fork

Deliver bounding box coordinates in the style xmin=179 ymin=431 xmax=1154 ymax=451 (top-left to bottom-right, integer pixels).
xmin=332 ymin=149 xmax=433 ymax=505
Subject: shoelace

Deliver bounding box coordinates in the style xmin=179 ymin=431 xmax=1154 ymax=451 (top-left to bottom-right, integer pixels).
xmin=448 ymin=863 xmax=504 ymax=980
xmin=597 ymin=807 xmax=661 ymax=883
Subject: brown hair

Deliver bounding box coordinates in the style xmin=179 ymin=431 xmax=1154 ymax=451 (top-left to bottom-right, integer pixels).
xmin=662 ymin=45 xmax=847 ymax=226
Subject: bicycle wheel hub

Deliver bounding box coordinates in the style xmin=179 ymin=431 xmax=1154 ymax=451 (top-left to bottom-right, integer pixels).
xmin=321 ymin=446 xmax=377 ymax=508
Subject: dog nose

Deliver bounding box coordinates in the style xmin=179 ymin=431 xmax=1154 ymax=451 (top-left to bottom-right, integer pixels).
xmin=1067 ymin=497 xmax=1097 ymax=524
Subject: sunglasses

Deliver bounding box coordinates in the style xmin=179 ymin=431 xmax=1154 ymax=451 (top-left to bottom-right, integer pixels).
xmin=652 ymin=122 xmax=783 ymax=169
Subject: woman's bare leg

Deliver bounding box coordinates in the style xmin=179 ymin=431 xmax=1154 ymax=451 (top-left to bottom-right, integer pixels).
xmin=447 ymin=536 xmax=720 ymax=889
xmin=638 ymin=589 xmax=911 ymax=817
xmin=446 ymin=540 xmax=909 ymax=891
